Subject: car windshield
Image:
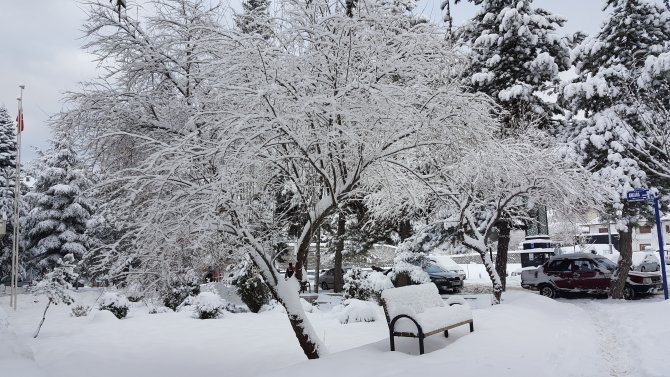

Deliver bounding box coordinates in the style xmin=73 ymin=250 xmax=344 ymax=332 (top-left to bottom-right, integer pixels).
xmin=424 ymin=264 xmax=446 ymax=273
xmin=594 ymin=257 xmax=616 ymax=271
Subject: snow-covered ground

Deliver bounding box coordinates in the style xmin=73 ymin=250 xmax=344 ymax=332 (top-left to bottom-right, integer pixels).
xmin=2 ymin=284 xmax=668 ymax=377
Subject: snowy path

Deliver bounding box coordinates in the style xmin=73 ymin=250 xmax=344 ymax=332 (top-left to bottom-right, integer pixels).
xmin=579 ymin=301 xmax=641 ymax=377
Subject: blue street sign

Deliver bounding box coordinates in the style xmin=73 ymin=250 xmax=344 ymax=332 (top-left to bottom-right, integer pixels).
xmin=626 ymin=188 xmax=650 ymax=202
xmin=625 ymin=188 xmax=668 ymax=300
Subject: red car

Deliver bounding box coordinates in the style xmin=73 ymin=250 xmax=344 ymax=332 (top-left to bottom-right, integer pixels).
xmin=521 ymin=253 xmax=663 ymax=300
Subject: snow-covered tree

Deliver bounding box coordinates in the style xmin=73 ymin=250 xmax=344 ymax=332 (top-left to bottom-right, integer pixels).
xmin=23 ymin=137 xmax=95 ymax=275
xmin=454 ymin=0 xmax=574 ymax=131
xmin=61 ymin=0 xmax=498 ymax=359
xmin=561 ymin=0 xmax=670 ymax=298
xmin=451 ymin=0 xmax=576 ymax=288
xmin=31 ymin=253 xmax=77 ymax=338
xmin=369 ymin=131 xmax=602 ymax=304
xmin=0 ymin=107 xmax=17 ymax=278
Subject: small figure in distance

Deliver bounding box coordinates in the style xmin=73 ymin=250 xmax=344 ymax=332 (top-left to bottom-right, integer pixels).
xmin=285 ymin=262 xmax=295 ymax=279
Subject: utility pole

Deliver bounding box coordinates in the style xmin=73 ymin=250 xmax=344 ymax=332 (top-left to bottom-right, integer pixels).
xmin=11 ymin=84 xmax=24 ymax=310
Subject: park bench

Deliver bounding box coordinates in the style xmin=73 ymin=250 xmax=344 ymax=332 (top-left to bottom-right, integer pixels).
xmin=381 ymin=283 xmax=474 ymax=355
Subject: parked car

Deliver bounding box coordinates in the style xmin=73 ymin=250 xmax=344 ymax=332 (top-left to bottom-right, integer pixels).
xmin=429 ymin=255 xmax=466 ymax=281
xmin=1 ymin=276 xmax=29 ymax=288
xmin=317 ymin=267 xmax=351 ymax=290
xmin=521 ymin=253 xmax=662 ymax=300
xmin=631 ymin=252 xmax=660 ymax=272
xmin=423 ymin=263 xmax=463 ymax=293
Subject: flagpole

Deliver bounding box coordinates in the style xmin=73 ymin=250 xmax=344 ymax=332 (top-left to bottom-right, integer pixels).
xmin=12 ymin=85 xmax=24 ymax=311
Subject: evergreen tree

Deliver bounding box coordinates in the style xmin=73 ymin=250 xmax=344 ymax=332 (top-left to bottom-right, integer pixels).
xmin=23 ymin=137 xmax=95 ymax=275
xmin=235 ymin=0 xmax=272 ymax=37
xmin=452 ymin=0 xmax=574 ymax=288
xmin=0 ymin=107 xmax=17 ymax=279
xmin=561 ymin=0 xmax=670 ymax=298
xmin=454 ymin=0 xmax=574 ymax=132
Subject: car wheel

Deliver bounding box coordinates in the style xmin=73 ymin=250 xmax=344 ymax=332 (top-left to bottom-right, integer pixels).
xmin=321 ymin=282 xmax=328 ymax=290
xmin=623 ymin=285 xmax=635 ymax=300
xmin=539 ymin=285 xmax=556 ymax=299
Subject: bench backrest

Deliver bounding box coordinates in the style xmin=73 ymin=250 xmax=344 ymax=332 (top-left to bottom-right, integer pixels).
xmin=381 ymin=283 xmax=444 ymax=322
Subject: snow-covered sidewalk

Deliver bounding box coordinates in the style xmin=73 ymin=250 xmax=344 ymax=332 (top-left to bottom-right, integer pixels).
xmin=1 ymin=289 xmax=668 ymax=377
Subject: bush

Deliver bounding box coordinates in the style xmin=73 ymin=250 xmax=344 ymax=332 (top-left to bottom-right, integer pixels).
xmin=335 ymin=299 xmax=378 ymax=324
xmin=343 ymin=268 xmax=394 ymax=304
xmin=98 ymin=292 xmax=130 ymax=319
xmin=70 ymin=304 xmax=91 ymax=317
xmin=235 ymin=267 xmax=270 ymax=313
xmin=192 ymin=292 xmax=225 ymax=319
xmin=161 ymin=276 xmax=201 ymax=311
xmin=343 ymin=267 xmax=371 ymax=301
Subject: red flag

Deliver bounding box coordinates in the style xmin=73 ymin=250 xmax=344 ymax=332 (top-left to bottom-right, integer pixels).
xmin=16 ymin=106 xmax=24 ymax=133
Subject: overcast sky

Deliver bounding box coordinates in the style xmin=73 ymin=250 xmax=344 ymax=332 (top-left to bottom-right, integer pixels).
xmin=0 ymin=0 xmax=617 ymax=162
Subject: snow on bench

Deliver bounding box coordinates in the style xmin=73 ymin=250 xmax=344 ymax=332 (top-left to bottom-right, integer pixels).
xmin=381 ymin=283 xmax=473 ymax=355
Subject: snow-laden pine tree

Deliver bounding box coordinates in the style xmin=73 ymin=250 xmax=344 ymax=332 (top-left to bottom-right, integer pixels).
xmin=23 ymin=137 xmax=95 ymax=275
xmin=235 ymin=0 xmax=272 ymax=37
xmin=561 ymin=0 xmax=670 ymax=298
xmin=0 ymin=107 xmax=17 ymax=278
xmin=454 ymin=0 xmax=574 ymax=131
xmin=450 ymin=0 xmax=575 ymax=288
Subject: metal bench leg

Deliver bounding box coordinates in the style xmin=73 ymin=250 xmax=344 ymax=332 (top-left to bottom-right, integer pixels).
xmin=470 ymin=322 xmax=474 ymax=332
xmin=419 ymin=334 xmax=425 ymax=355
xmin=390 ymin=332 xmax=395 ymax=351
xmin=444 ymin=330 xmax=449 ymax=338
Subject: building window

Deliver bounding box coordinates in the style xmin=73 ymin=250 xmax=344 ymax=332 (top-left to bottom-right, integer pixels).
xmin=666 ymin=225 xmax=670 ymax=233
xmin=598 ymin=227 xmax=608 ymax=233
xmin=639 ymin=225 xmax=652 ymax=234
xmin=639 ymin=243 xmax=652 ymax=250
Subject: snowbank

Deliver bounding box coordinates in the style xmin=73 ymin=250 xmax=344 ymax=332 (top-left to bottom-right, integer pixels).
xmin=0 ymin=306 xmax=47 ymax=377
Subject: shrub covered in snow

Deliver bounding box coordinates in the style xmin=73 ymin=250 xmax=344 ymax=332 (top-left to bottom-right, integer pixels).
xmin=335 ymin=299 xmax=379 ymax=324
xmin=390 ymin=251 xmax=431 ymax=286
xmin=365 ymin=271 xmax=394 ymax=304
xmin=343 ymin=268 xmax=394 ymax=304
xmin=98 ymin=292 xmax=130 ymax=319
xmin=70 ymin=304 xmax=90 ymax=317
xmin=343 ymin=267 xmax=370 ymax=301
xmin=125 ymin=281 xmax=144 ymax=302
xmin=161 ymin=274 xmax=201 ymax=311
xmin=192 ymin=292 xmax=225 ymax=319
xmin=234 ymin=265 xmax=270 ymax=313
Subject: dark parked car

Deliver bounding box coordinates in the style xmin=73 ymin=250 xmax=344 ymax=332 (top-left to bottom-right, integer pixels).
xmin=521 ymin=253 xmax=662 ymax=300
xmin=1 ymin=276 xmax=29 ymax=288
xmin=423 ymin=263 xmax=463 ymax=293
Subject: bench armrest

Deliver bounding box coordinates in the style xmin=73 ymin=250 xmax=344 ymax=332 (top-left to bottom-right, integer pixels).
xmin=389 ymin=314 xmax=424 ymax=336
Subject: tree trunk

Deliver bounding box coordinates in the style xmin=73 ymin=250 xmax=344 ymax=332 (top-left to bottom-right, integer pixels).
xmin=294 ymin=198 xmax=333 ymax=282
xmin=314 ymin=227 xmax=321 ymax=294
xmin=610 ymin=227 xmax=633 ymax=299
xmin=398 ymin=219 xmax=412 ymax=241
xmin=463 ymin=234 xmax=503 ymax=304
xmin=248 ymin=247 xmax=324 ymax=359
xmin=495 ymin=221 xmax=511 ymax=291
xmin=333 ymin=212 xmax=345 ymax=293
xmin=267 ymin=280 xmax=323 ymax=359
xmin=33 ymin=300 xmax=52 ymax=338
xmin=482 ymin=249 xmax=503 ymax=304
